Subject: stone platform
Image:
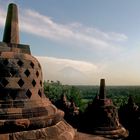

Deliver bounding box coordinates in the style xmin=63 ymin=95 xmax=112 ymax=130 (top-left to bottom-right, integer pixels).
xmin=75 ymin=133 xmax=111 ymax=140
xmin=0 ymin=120 xmax=76 ymax=140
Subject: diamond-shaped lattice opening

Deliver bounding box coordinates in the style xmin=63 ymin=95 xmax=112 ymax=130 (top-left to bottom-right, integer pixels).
xmin=30 ymin=62 xmax=34 ymax=69
xmin=18 ymin=79 xmax=24 ymax=87
xmin=3 ymin=59 xmax=9 ymax=65
xmin=10 ymin=69 xmax=17 ymax=76
xmin=38 ymin=63 xmax=41 ymax=69
xmin=36 ymin=71 xmax=39 ymax=77
xmin=17 ymin=60 xmax=23 ymax=67
xmin=26 ymin=89 xmax=32 ymax=98
xmin=32 ymin=79 xmax=36 ymax=87
xmin=38 ymin=90 xmax=42 ymax=97
xmin=0 ymin=78 xmax=9 ymax=87
xmin=24 ymin=69 xmax=30 ymax=77
xmin=40 ymin=81 xmax=42 ymax=86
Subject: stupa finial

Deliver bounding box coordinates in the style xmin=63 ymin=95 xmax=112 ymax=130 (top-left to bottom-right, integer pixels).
xmin=3 ymin=3 xmax=19 ymax=44
xmin=99 ymin=78 xmax=106 ymax=99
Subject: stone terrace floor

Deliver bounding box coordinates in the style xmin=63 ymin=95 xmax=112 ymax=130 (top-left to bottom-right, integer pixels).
xmin=75 ymin=132 xmax=111 ymax=140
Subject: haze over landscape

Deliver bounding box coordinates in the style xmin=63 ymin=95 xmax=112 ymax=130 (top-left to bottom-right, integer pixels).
xmin=0 ymin=0 xmax=140 ymax=85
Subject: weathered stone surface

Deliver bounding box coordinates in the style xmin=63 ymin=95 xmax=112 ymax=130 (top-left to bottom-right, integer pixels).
xmin=0 ymin=121 xmax=76 ymax=140
xmin=0 ymin=3 xmax=76 ymax=140
xmin=75 ymin=132 xmax=111 ymax=140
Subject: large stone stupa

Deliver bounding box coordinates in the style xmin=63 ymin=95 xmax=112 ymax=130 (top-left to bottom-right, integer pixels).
xmin=0 ymin=3 xmax=76 ymax=140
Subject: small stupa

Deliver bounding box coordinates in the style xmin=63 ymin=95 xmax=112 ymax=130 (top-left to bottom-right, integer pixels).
xmin=93 ymin=79 xmax=128 ymax=138
xmin=119 ymin=95 xmax=140 ymax=139
xmin=0 ymin=3 xmax=76 ymax=140
xmin=83 ymin=79 xmax=128 ymax=139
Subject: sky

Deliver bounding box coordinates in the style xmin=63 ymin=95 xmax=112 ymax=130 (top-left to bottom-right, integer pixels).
xmin=0 ymin=0 xmax=140 ymax=85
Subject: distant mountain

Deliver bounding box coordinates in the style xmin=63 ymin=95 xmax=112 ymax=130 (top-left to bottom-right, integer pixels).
xmin=58 ymin=66 xmax=87 ymax=84
xmin=37 ymin=56 xmax=95 ymax=85
xmin=59 ymin=66 xmax=84 ymax=77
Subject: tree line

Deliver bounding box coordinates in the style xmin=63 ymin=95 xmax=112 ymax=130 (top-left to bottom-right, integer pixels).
xmin=44 ymin=80 xmax=140 ymax=111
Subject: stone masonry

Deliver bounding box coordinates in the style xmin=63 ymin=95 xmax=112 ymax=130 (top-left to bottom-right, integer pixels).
xmin=0 ymin=3 xmax=76 ymax=140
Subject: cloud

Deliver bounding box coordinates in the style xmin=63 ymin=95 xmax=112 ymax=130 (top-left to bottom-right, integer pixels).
xmin=68 ymin=23 xmax=128 ymax=42
xmin=36 ymin=56 xmax=99 ymax=85
xmin=20 ymin=10 xmax=109 ymax=49
xmin=20 ymin=9 xmax=127 ymax=50
xmin=0 ymin=6 xmax=6 ymax=27
xmin=0 ymin=3 xmax=128 ymax=51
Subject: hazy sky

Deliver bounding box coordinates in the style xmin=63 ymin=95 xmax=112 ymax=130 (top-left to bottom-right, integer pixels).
xmin=0 ymin=0 xmax=140 ymax=85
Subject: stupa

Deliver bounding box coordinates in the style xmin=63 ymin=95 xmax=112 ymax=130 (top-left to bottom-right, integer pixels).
xmin=82 ymin=79 xmax=128 ymax=139
xmin=119 ymin=95 xmax=140 ymax=139
xmin=0 ymin=3 xmax=76 ymax=140
xmin=93 ymin=79 xmax=128 ymax=138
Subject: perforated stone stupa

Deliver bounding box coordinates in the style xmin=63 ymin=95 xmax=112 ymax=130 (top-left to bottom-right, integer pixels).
xmin=93 ymin=79 xmax=128 ymax=138
xmin=83 ymin=79 xmax=128 ymax=139
xmin=0 ymin=3 xmax=76 ymax=140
